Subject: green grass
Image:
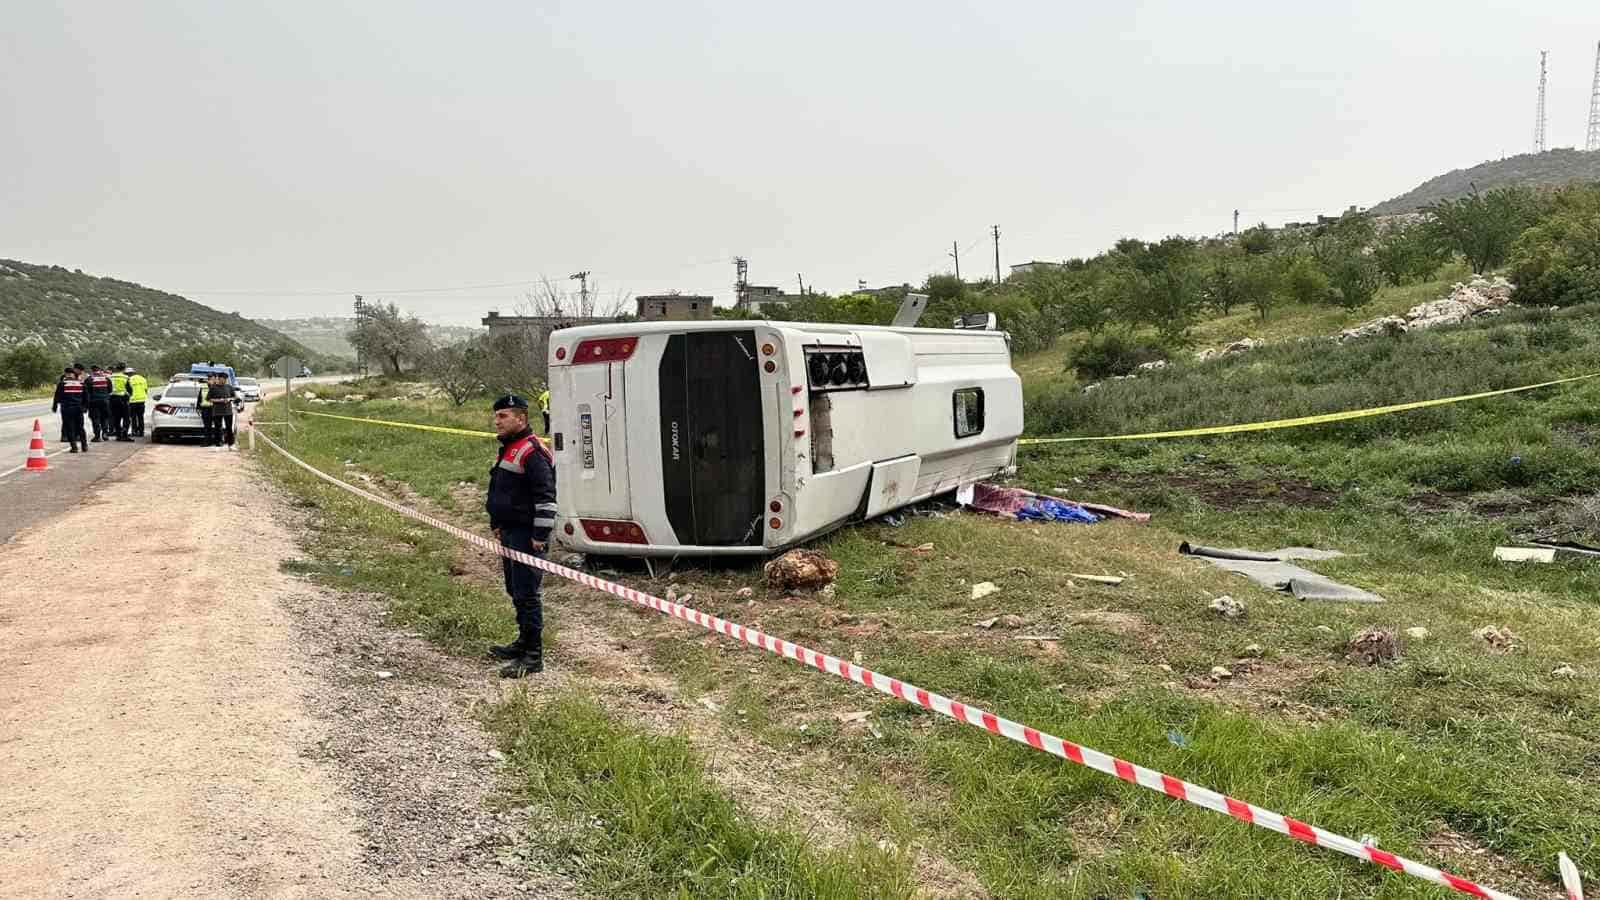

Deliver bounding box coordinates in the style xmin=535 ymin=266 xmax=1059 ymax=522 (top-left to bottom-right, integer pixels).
xmin=492 ymin=692 xmax=914 ymax=899
xmin=250 ymin=312 xmax=1600 ymax=897
xmin=252 ymin=390 xmax=910 ymax=898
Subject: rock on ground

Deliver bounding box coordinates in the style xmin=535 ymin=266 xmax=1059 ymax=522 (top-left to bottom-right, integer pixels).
xmin=764 ymin=549 xmax=840 ymax=591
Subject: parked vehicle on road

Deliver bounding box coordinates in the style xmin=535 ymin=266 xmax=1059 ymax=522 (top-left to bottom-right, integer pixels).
xmin=149 ymin=382 xmax=207 ymax=443
xmin=236 ymin=377 xmax=262 ymax=402
xmin=547 ymin=320 xmax=1022 ymax=557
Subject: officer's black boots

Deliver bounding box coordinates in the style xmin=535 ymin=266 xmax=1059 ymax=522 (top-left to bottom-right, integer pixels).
xmin=497 ymin=630 xmax=543 ymax=678
xmin=487 ymin=634 xmax=527 ymax=660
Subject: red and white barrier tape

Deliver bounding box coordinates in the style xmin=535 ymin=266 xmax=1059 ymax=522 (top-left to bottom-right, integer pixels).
xmin=251 ymin=426 xmax=1584 ymax=900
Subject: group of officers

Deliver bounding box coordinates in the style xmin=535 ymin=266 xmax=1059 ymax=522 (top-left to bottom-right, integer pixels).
xmin=50 ymin=363 xmax=149 ymax=453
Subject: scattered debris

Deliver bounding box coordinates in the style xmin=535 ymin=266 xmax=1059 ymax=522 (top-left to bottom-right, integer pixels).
xmin=1181 ymin=542 xmax=1384 ymax=603
xmin=1157 ymin=663 xmax=1174 ymax=673
xmin=1314 ymin=625 xmax=1336 ymax=635
xmin=817 ymin=583 xmax=836 ymax=600
xmin=1166 ymin=729 xmax=1190 ymax=748
xmin=835 ymin=711 xmax=871 ymax=725
xmin=1552 ymin=664 xmax=1577 ymax=678
xmin=1472 ymin=625 xmax=1518 ymax=652
xmin=1345 ymin=628 xmax=1400 ymax=666
xmin=376 ymin=670 xmax=395 ymax=680
xmin=1493 ymin=546 xmax=1556 ymax=564
xmin=1136 ymin=359 xmax=1168 ymax=372
xmin=697 ymin=697 xmax=723 ymax=714
xmin=1014 ymin=634 xmax=1061 ymax=642
xmin=1404 ymin=626 xmax=1430 ymax=641
xmin=1208 ymin=595 xmax=1246 ymax=619
xmin=971 ymin=484 xmax=1097 ymax=524
xmin=1210 ymin=665 xmax=1234 ymax=680
xmin=1241 ymin=643 xmax=1264 ymax=658
xmin=1067 ymin=573 xmax=1124 ymax=585
xmin=764 ymin=549 xmax=839 ymax=591
xmin=882 ymin=513 xmax=906 ymax=527
xmin=665 ymin=586 xmax=678 ymax=602
xmin=734 ymin=587 xmax=754 ymax=599
xmin=970 ymin=581 xmax=1000 ymax=601
xmin=485 ymin=749 xmax=506 ymax=762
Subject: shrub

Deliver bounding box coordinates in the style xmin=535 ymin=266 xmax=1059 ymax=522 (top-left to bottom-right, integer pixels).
xmin=0 ymin=344 xmax=60 ymax=388
xmin=1068 ymin=327 xmax=1167 ymax=381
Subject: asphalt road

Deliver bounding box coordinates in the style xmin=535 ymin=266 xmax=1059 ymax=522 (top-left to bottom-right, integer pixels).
xmin=0 ymin=375 xmax=347 ymax=480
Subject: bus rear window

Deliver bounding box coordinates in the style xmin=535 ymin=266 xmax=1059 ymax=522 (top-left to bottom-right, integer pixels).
xmin=953 ymin=388 xmax=984 ymax=438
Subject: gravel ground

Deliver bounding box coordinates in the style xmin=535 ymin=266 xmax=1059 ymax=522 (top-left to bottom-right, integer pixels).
xmin=0 ymin=444 xmax=579 ymax=899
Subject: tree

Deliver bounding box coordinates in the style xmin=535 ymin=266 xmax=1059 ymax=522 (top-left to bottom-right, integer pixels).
xmin=0 ymin=344 xmax=60 ymax=388
xmin=1373 ymin=222 xmax=1449 ymax=285
xmin=1238 ymin=224 xmax=1276 ymax=256
xmin=157 ymin=343 xmax=236 ymax=380
xmin=1113 ymin=237 xmax=1202 ymax=341
xmin=1426 ymin=187 xmax=1542 ymax=274
xmin=1201 ymin=251 xmax=1243 ymax=316
xmin=1509 ymin=183 xmax=1600 ymax=306
xmin=1238 ymin=255 xmax=1284 ymax=322
xmin=348 ymin=301 xmax=432 ymax=374
xmin=423 ymin=343 xmax=483 ymax=406
xmin=467 ymin=331 xmax=545 ymax=400
xmin=1284 ymin=255 xmax=1333 ymax=305
xmin=1328 ymin=253 xmax=1382 ymax=310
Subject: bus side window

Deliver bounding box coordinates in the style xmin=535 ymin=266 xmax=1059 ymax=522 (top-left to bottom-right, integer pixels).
xmin=953 ymin=388 xmax=984 ymax=438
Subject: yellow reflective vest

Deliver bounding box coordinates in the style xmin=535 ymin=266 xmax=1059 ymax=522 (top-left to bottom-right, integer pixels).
xmin=128 ymin=374 xmax=149 ymax=402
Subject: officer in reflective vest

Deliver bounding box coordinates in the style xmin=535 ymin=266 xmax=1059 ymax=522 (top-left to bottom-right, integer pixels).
xmin=85 ymin=365 xmax=113 ymax=441
xmin=51 ymin=366 xmax=89 ymax=453
xmin=126 ymin=367 xmax=149 ymax=437
xmin=108 ymin=362 xmax=133 ymax=441
xmin=538 ymin=388 xmax=551 ymax=435
xmin=485 ymin=393 xmax=557 ymax=678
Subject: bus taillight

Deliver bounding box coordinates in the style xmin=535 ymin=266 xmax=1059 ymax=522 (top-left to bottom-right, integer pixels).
xmin=580 ymin=518 xmax=647 ymax=544
xmin=572 ymin=338 xmax=637 ymax=364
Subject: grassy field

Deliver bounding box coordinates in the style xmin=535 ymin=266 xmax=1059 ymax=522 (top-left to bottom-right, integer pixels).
xmin=251 ymin=286 xmax=1599 ymax=898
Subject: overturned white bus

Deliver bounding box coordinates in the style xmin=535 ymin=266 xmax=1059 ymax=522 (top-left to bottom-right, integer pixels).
xmin=547 ymin=319 xmax=1022 ymax=556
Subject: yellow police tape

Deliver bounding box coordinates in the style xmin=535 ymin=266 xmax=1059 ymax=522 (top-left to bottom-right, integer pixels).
xmin=290 ymin=372 xmax=1600 ymax=447
xmin=295 ymin=409 xmax=496 ymax=437
xmin=1017 ymin=372 xmax=1600 ymax=445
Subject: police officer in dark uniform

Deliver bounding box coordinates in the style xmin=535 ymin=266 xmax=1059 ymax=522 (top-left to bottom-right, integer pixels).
xmin=51 ymin=366 xmax=89 ymax=453
xmin=485 ymin=394 xmax=558 ymax=678
xmin=85 ymin=365 xmax=113 ymax=441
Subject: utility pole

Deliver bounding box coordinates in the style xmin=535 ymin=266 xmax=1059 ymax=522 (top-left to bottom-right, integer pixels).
xmin=352 ymin=295 xmax=366 ymax=375
xmin=1587 ymin=41 xmax=1600 ymax=152
xmin=1233 ymin=209 xmax=1240 ymax=236
xmin=991 ymin=225 xmax=1001 ymax=284
xmin=1535 ymin=50 xmax=1549 ymax=154
xmin=950 ymin=241 xmax=961 ymax=280
xmin=797 ymin=273 xmax=806 ymax=296
xmin=734 ymin=257 xmax=749 ymax=308
xmin=569 ymin=271 xmax=591 ymax=314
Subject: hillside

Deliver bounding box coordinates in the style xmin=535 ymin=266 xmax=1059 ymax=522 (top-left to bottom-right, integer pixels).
xmin=259 ymin=316 xmax=484 ymax=358
xmin=0 ymin=259 xmax=318 ymax=367
xmin=1369 ymin=147 xmax=1600 ymax=214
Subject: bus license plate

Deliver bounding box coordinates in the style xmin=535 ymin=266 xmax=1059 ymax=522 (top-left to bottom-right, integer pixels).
xmin=578 ymin=405 xmax=595 ymax=469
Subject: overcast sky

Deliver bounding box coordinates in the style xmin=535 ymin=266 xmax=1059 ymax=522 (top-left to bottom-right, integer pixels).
xmin=4 ymin=1 xmax=1598 ymax=325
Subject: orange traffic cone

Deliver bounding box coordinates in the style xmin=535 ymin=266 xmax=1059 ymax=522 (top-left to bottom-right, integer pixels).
xmin=25 ymin=419 xmax=49 ymax=472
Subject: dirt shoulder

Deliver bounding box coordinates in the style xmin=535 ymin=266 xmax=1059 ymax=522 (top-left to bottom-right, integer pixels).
xmin=0 ymin=446 xmax=573 ymax=899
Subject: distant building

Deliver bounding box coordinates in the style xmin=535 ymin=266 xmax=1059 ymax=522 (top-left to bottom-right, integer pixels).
xmin=637 ymin=294 xmax=714 ymax=321
xmin=735 ymin=284 xmax=798 ymax=313
xmin=1009 ymin=261 xmax=1065 ymax=277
